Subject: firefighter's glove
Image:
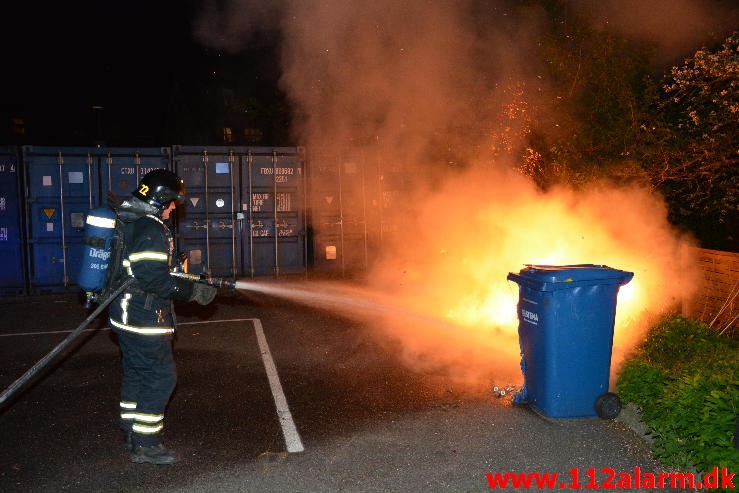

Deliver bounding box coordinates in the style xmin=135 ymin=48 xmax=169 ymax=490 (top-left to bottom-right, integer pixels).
xmin=190 ymin=283 xmax=217 ymax=305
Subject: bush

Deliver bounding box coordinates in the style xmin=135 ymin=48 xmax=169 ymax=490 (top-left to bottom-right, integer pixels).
xmin=616 ymin=315 xmax=738 ymax=478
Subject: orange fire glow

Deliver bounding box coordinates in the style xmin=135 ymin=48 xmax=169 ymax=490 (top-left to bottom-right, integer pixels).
xmin=367 ymin=166 xmax=699 ymax=389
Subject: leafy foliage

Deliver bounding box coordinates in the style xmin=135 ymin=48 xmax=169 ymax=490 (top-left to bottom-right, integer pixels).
xmin=617 ymin=315 xmax=739 ymax=480
xmin=504 ymin=7 xmax=737 ymax=250
xmin=639 ymin=32 xmax=739 ymax=250
xmin=523 ymin=15 xmax=656 ymax=190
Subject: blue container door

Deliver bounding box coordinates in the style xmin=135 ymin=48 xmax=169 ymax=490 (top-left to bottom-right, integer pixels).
xmin=0 ymin=147 xmax=26 ymax=295
xmin=99 ymin=147 xmax=171 ymax=199
xmin=308 ymin=153 xmax=369 ymax=277
xmin=376 ymin=160 xmax=408 ymax=248
xmin=173 ymin=146 xmax=242 ymax=278
xmin=242 ymin=148 xmax=306 ymax=277
xmin=23 ymin=146 xmax=101 ymax=292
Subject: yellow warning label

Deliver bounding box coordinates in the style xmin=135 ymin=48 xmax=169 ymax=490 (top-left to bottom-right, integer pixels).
xmin=43 ymin=208 xmax=56 ymax=219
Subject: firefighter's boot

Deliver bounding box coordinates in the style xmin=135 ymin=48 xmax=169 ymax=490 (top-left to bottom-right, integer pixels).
xmin=129 ymin=443 xmax=177 ymax=465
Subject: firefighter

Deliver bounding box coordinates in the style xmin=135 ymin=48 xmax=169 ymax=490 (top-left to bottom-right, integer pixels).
xmin=108 ymin=169 xmax=216 ymax=465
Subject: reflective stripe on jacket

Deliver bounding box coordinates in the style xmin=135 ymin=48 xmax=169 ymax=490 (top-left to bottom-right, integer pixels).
xmin=109 ymin=214 xmax=193 ymax=335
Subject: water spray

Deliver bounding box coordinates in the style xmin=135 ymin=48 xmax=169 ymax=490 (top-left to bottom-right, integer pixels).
xmin=234 ymin=277 xmax=526 ymax=386
xmin=230 ymin=278 xmax=492 ymax=334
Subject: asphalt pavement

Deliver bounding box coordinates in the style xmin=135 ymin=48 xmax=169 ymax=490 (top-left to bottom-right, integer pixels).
xmin=0 ymin=282 xmax=686 ymax=493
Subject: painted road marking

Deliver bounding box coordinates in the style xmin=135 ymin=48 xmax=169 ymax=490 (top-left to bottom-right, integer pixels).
xmin=0 ymin=318 xmax=259 ymax=336
xmin=0 ymin=329 xmax=96 ymax=337
xmin=0 ymin=317 xmax=306 ymax=453
xmin=251 ymin=318 xmax=305 ymax=453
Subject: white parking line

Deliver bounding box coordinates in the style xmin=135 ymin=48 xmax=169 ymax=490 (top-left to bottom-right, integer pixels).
xmin=0 ymin=317 xmax=306 ymax=454
xmin=250 ymin=318 xmax=305 ymax=453
xmin=0 ymin=318 xmax=260 ymax=336
xmin=0 ymin=328 xmax=106 ymax=337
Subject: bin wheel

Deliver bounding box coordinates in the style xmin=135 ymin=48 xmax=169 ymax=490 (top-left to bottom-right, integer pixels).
xmin=595 ymin=392 xmax=622 ymax=419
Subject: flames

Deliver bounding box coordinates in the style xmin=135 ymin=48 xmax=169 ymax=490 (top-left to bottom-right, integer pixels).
xmin=367 ymin=166 xmax=698 ymax=388
xmin=237 ymin=165 xmax=698 ymax=391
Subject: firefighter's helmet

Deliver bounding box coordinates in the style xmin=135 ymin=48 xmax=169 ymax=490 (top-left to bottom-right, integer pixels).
xmin=133 ymin=169 xmax=185 ymax=209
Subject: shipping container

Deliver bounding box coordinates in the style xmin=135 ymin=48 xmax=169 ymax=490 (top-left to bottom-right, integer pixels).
xmin=21 ymin=146 xmax=170 ymax=293
xmin=243 ymin=147 xmax=307 ymax=277
xmin=309 ymin=154 xmax=368 ymax=276
xmin=98 ymin=146 xmax=171 ymax=199
xmin=0 ymin=146 xmax=26 ymax=295
xmin=307 ymin=150 xmax=409 ymax=277
xmin=9 ymin=142 xmax=415 ymax=293
xmin=22 ymin=146 xmax=101 ymax=292
xmin=172 ymin=146 xmax=307 ymax=279
xmin=374 ymin=160 xmax=408 ymax=248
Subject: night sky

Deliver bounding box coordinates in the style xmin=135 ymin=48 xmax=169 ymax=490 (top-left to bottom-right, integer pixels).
xmin=2 ymin=1 xmax=736 ymax=149
xmin=0 ymin=1 xmax=287 ymax=146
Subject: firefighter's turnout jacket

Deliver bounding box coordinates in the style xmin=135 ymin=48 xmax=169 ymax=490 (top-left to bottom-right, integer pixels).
xmin=109 ymin=214 xmax=193 ymax=333
xmin=108 ymin=212 xmax=194 ymax=446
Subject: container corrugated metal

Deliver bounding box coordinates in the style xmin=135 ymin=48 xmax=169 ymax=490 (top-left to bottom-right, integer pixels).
xmin=98 ymin=147 xmax=171 ymax=199
xmin=172 ymin=145 xmax=306 ymax=278
xmin=173 ymin=146 xmax=241 ymax=278
xmin=308 ymin=151 xmax=411 ymax=277
xmin=308 ymin=154 xmax=369 ymax=276
xmin=23 ymin=146 xmax=101 ymax=292
xmin=376 ymin=161 xmax=407 ymax=246
xmin=243 ymin=148 xmax=306 ymax=277
xmin=0 ymin=147 xmax=26 ymax=295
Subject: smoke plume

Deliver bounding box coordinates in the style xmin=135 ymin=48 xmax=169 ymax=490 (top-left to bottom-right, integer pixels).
xmin=194 ymin=0 xmax=711 ymax=390
xmin=568 ymin=0 xmax=739 ymax=67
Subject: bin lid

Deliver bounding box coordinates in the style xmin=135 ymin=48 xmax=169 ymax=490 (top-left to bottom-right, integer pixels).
xmin=507 ymin=264 xmax=634 ymax=291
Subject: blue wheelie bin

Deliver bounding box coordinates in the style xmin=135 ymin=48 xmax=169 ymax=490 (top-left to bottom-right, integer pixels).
xmin=507 ymin=264 xmax=633 ymax=419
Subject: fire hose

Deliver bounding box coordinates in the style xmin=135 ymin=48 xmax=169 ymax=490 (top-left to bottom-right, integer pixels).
xmin=0 ymin=273 xmax=235 ymax=409
xmin=169 ymin=271 xmax=236 ymax=289
xmin=0 ymin=277 xmax=136 ymax=408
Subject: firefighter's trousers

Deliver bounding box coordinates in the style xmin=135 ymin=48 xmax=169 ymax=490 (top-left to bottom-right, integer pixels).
xmin=114 ymin=329 xmax=177 ymax=447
